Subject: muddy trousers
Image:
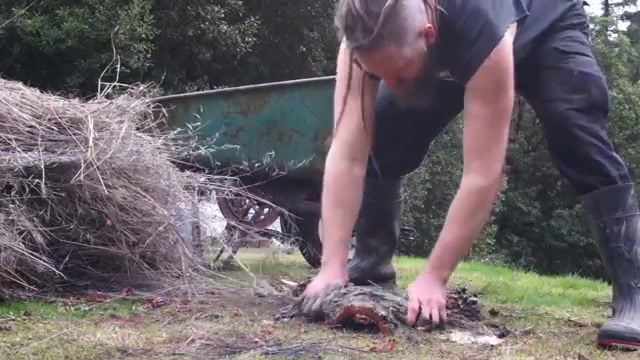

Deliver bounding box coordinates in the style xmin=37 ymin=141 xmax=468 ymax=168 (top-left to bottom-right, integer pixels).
xmin=349 ymin=7 xmax=640 ymax=350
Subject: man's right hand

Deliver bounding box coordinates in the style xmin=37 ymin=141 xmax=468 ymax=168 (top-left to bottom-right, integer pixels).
xmin=300 ymin=265 xmax=349 ymax=317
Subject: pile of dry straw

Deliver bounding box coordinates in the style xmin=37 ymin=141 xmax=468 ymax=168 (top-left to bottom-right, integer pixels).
xmin=0 ymin=77 xmax=218 ymax=293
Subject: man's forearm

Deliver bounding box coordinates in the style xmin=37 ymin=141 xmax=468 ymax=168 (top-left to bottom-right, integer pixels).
xmin=423 ymin=21 xmax=515 ymax=285
xmin=425 ymin=177 xmax=501 ymax=282
xmin=319 ymin=153 xmax=367 ymax=268
xmin=318 ymin=41 xmax=376 ymax=270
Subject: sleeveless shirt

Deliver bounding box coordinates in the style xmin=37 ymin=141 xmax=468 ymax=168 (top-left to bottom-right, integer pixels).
xmin=353 ymin=0 xmax=587 ymax=86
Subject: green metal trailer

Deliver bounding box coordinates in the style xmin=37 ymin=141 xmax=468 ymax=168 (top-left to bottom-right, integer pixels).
xmin=154 ymin=76 xmax=337 ymax=267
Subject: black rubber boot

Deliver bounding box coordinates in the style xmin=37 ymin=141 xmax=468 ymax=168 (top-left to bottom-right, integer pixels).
xmin=582 ymin=183 xmax=640 ymax=350
xmin=347 ymin=177 xmax=402 ymax=289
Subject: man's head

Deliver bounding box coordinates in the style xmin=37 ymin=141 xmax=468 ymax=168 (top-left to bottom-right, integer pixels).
xmin=335 ymin=0 xmax=439 ymax=108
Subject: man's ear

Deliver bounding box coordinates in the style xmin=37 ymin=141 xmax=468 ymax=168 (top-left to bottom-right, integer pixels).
xmin=421 ymin=24 xmax=437 ymax=45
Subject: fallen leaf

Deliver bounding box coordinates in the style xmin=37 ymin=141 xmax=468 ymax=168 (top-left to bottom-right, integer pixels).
xmin=118 ymin=286 xmax=133 ymax=297
xmin=86 ymin=293 xmax=111 ymax=303
xmin=378 ymin=320 xmax=391 ymax=336
xmin=142 ymin=297 xmax=166 ymax=310
xmin=568 ymin=318 xmax=589 ymax=327
xmin=368 ymin=339 xmax=396 ymax=352
xmin=260 ymin=328 xmax=275 ymax=335
xmin=386 ymin=341 xmax=397 ymax=351
xmin=171 ymin=298 xmax=190 ymax=308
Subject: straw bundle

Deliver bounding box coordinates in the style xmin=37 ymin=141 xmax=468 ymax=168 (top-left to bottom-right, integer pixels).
xmin=0 ymin=78 xmax=209 ymax=291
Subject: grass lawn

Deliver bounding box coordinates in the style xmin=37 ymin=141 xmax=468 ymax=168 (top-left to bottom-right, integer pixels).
xmin=0 ymin=248 xmax=626 ymax=359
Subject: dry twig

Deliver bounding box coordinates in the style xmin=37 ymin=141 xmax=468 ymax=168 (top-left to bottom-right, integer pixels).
xmin=188 ymin=329 xmax=362 ymax=358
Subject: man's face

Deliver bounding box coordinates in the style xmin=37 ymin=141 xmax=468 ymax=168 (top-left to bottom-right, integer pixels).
xmin=355 ymin=24 xmax=438 ymax=108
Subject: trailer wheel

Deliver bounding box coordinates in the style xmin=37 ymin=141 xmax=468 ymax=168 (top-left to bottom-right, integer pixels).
xmin=280 ymin=212 xmax=321 ymax=268
xmin=280 ymin=212 xmax=355 ymax=269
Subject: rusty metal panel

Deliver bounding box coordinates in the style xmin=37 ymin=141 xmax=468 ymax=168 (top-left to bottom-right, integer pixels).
xmin=154 ymin=76 xmax=336 ymax=179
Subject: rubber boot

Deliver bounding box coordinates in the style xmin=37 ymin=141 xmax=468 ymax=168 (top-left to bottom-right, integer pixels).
xmin=347 ymin=177 xmax=402 ymax=289
xmin=582 ymin=183 xmax=640 ymax=350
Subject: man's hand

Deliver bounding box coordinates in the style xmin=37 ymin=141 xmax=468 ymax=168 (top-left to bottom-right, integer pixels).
xmin=424 ymin=23 xmax=517 ymax=284
xmin=300 ymin=266 xmax=349 ymax=317
xmin=406 ymin=271 xmax=448 ymax=327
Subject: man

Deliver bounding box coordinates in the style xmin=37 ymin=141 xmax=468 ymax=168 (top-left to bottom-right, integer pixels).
xmin=301 ymin=0 xmax=640 ymax=351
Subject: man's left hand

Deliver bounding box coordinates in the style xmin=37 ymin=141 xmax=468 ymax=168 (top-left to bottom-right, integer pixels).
xmin=406 ymin=271 xmax=448 ymax=327
xmin=300 ymin=265 xmax=348 ymax=317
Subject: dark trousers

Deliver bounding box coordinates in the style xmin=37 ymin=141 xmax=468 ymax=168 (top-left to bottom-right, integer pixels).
xmin=367 ymin=4 xmax=630 ymax=196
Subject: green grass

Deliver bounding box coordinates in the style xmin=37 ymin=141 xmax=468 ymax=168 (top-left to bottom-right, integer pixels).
xmin=0 ymin=249 xmax=627 ymax=359
xmin=397 ymin=257 xmax=609 ymax=310
xmin=0 ymin=299 xmax=139 ymax=320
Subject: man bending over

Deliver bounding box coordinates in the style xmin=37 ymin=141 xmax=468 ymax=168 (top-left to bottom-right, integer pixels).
xmin=302 ymin=0 xmax=640 ymax=351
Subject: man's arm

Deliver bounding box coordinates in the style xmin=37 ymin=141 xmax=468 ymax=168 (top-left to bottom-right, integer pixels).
xmin=319 ymin=41 xmax=379 ymax=269
xmin=425 ymin=24 xmax=517 ymax=282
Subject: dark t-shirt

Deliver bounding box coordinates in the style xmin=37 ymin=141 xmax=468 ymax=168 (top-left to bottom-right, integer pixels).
xmin=436 ymin=0 xmax=586 ymax=84
xmin=435 ymin=0 xmax=528 ymax=85
xmin=353 ymin=0 xmax=586 ymax=85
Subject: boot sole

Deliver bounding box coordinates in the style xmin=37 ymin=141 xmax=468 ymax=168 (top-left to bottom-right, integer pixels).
xmin=598 ymin=338 xmax=640 ymax=351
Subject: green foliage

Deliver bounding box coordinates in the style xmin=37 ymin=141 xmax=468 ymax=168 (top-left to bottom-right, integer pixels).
xmin=0 ymin=0 xmax=158 ymax=94
xmin=0 ymin=0 xmax=338 ymax=96
xmin=236 ymin=0 xmax=338 ymax=84
xmin=400 ymin=119 xmax=463 ymax=258
xmin=147 ymin=0 xmax=260 ymax=93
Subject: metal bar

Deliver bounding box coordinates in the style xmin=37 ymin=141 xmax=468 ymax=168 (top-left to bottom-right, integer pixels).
xmin=153 ymin=76 xmax=336 ymax=103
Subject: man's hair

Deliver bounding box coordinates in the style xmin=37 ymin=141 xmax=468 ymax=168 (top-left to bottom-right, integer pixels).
xmin=334 ymin=0 xmax=431 ymax=54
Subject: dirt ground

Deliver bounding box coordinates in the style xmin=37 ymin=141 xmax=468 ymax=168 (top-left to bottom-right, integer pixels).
xmin=0 ymin=249 xmax=632 ymax=360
